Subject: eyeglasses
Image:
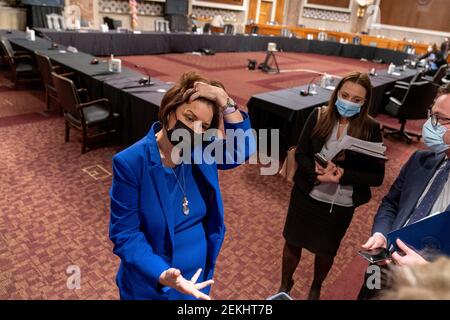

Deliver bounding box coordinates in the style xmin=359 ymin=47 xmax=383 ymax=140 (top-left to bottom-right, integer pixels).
xmin=428 ymin=109 xmax=450 ymax=126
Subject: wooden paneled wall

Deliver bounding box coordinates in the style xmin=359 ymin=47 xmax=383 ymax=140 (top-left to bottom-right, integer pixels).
xmin=380 ymin=0 xmax=450 ymax=32
xmin=247 ymin=0 xmax=286 ymax=25
xmin=306 ymin=0 xmax=351 ymax=8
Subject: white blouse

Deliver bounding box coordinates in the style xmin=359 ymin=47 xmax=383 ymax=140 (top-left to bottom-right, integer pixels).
xmin=309 ymin=122 xmax=354 ymax=209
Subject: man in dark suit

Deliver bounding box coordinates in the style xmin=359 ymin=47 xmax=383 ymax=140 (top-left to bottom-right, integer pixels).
xmin=358 ymin=84 xmax=450 ymax=299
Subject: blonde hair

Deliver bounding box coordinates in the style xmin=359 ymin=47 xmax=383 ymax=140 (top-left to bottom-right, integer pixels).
xmin=381 ymin=257 xmax=450 ymax=300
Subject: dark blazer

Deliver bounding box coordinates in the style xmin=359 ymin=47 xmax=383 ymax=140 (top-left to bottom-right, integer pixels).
xmin=372 ymin=150 xmax=446 ymax=236
xmin=293 ymin=107 xmax=385 ymax=208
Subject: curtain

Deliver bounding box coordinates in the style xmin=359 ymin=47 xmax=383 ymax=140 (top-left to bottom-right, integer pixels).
xmin=26 ymin=5 xmax=62 ymax=28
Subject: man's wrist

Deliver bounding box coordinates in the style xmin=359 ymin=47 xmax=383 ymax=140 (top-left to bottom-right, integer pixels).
xmin=373 ymin=232 xmax=387 ymax=244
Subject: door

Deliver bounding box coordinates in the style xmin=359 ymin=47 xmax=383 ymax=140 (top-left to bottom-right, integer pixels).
xmin=259 ymin=1 xmax=273 ymax=25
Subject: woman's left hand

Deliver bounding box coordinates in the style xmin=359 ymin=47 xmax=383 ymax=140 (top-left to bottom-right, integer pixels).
xmin=184 ymin=81 xmax=229 ymax=111
xmin=391 ymin=238 xmax=428 ymax=267
xmin=159 ymin=268 xmax=214 ymax=300
xmin=315 ymin=160 xmax=337 ymax=176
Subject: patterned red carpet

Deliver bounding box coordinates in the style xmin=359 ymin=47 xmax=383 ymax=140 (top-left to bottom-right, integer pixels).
xmin=121 ymin=51 xmax=383 ymax=107
xmin=0 ymin=52 xmax=426 ymax=300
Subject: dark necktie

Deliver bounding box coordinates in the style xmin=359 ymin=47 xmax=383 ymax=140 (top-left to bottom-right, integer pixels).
xmin=406 ymin=160 xmax=450 ymax=226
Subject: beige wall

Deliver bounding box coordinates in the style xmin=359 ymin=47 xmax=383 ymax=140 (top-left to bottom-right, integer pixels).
xmin=281 ymin=0 xmax=445 ymax=45
xmin=0 ymin=6 xmax=27 ymax=30
xmin=65 ymin=0 xmax=101 ymax=29
xmin=99 ymin=13 xmax=165 ymax=31
xmin=369 ymin=28 xmax=448 ymax=46
xmin=297 ymin=0 xmax=358 ymax=32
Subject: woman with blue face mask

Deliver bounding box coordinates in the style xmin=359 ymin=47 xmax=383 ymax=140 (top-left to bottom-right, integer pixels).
xmin=278 ymin=72 xmax=385 ymax=299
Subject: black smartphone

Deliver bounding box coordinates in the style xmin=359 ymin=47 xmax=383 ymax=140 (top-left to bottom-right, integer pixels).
xmin=314 ymin=153 xmax=328 ymax=168
xmin=358 ymin=248 xmax=391 ymax=264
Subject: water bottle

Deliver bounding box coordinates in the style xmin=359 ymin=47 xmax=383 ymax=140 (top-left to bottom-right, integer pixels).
xmin=387 ymin=63 xmax=395 ymax=74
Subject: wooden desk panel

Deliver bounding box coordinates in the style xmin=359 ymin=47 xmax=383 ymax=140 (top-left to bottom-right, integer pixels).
xmin=245 ymin=24 xmax=429 ymax=55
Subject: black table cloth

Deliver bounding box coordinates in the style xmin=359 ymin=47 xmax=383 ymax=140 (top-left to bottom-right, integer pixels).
xmin=2 ymin=30 xmax=171 ymax=145
xmin=35 ymin=28 xmax=412 ymax=65
xmin=248 ymin=68 xmax=418 ymax=156
xmin=1 ymin=30 xmax=417 ymax=149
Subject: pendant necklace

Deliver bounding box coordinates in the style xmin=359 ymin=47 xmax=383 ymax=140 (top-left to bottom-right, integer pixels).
xmin=171 ymin=164 xmax=189 ymax=215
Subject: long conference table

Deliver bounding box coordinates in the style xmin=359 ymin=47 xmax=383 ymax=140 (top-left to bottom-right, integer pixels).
xmin=248 ymin=67 xmax=418 ymax=154
xmin=1 ymin=30 xmax=419 ymax=151
xmin=1 ymin=30 xmax=171 ymax=144
xmin=35 ymin=28 xmax=412 ymax=65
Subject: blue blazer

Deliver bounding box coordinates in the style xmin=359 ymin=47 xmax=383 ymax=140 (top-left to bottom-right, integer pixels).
xmin=109 ymin=113 xmax=256 ymax=299
xmin=372 ymin=150 xmax=446 ymax=236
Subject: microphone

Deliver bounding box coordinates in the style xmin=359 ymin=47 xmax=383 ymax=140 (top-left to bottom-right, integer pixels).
xmin=41 ymin=33 xmax=59 ymax=49
xmin=300 ymin=75 xmax=320 ymax=96
xmin=135 ymin=64 xmax=153 ymax=86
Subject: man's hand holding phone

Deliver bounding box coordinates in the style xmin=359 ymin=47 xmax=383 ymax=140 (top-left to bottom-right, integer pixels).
xmin=360 ymin=233 xmax=390 ymax=265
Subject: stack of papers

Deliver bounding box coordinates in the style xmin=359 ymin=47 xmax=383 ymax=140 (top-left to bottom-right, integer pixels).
xmin=329 ymin=135 xmax=387 ymax=160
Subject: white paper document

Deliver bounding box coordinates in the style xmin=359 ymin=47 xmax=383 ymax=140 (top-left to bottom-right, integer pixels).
xmin=328 ymin=135 xmax=387 ymax=160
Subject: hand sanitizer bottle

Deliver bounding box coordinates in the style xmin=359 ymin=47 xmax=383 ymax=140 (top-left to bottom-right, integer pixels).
xmin=108 ymin=54 xmax=114 ymax=72
xmin=388 ymin=63 xmax=395 ymax=74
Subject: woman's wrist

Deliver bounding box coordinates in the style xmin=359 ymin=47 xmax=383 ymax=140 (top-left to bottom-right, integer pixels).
xmin=216 ymin=91 xmax=229 ymax=111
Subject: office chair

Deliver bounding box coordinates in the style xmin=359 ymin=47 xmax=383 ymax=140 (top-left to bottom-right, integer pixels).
xmin=155 ymin=20 xmax=170 ymax=33
xmin=203 ymin=23 xmax=212 ymax=34
xmin=224 ymin=24 xmax=234 ymax=35
xmin=421 ymin=64 xmax=448 ymax=85
xmin=35 ymin=52 xmax=76 ymax=111
xmin=382 ymin=81 xmax=438 ymax=143
xmin=52 ymin=72 xmax=120 ymax=154
xmin=0 ymin=37 xmax=40 ymax=87
xmin=46 ymin=13 xmax=66 ymax=30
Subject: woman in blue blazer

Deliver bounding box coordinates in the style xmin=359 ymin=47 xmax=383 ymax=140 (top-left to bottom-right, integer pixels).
xmin=109 ymin=72 xmax=256 ymax=300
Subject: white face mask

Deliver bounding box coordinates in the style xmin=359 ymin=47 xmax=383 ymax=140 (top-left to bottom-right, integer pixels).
xmin=422 ymin=118 xmax=450 ymax=154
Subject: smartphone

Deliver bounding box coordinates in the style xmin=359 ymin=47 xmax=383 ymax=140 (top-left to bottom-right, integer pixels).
xmin=267 ymin=292 xmax=293 ymax=300
xmin=358 ymin=248 xmax=391 ymax=264
xmin=314 ymin=153 xmax=328 ymax=168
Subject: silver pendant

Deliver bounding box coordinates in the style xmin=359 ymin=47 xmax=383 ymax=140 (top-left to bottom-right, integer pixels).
xmin=182 ymin=196 xmax=189 ymax=215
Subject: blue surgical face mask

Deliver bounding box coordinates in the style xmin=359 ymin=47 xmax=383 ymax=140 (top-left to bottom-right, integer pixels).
xmin=422 ymin=118 xmax=450 ymax=154
xmin=335 ymin=97 xmax=362 ymax=118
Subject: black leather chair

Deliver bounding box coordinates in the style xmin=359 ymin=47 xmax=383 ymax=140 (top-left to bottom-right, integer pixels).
xmin=103 ymin=16 xmax=122 ymax=30
xmin=35 ymin=52 xmax=76 ymax=111
xmin=281 ymin=28 xmax=290 ymax=37
xmin=422 ymin=64 xmax=448 ymax=85
xmin=382 ymin=81 xmax=439 ymax=143
xmin=442 ymin=69 xmax=450 ymax=84
xmin=0 ymin=37 xmax=40 ymax=87
xmin=52 ymin=72 xmax=120 ymax=154
xmin=203 ymin=23 xmax=212 ymax=34
xmin=352 ymin=36 xmax=361 ymax=45
xmin=384 ymin=71 xmax=425 ymax=102
xmin=224 ymin=24 xmax=234 ymax=35
xmin=250 ymin=25 xmax=259 ymax=34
